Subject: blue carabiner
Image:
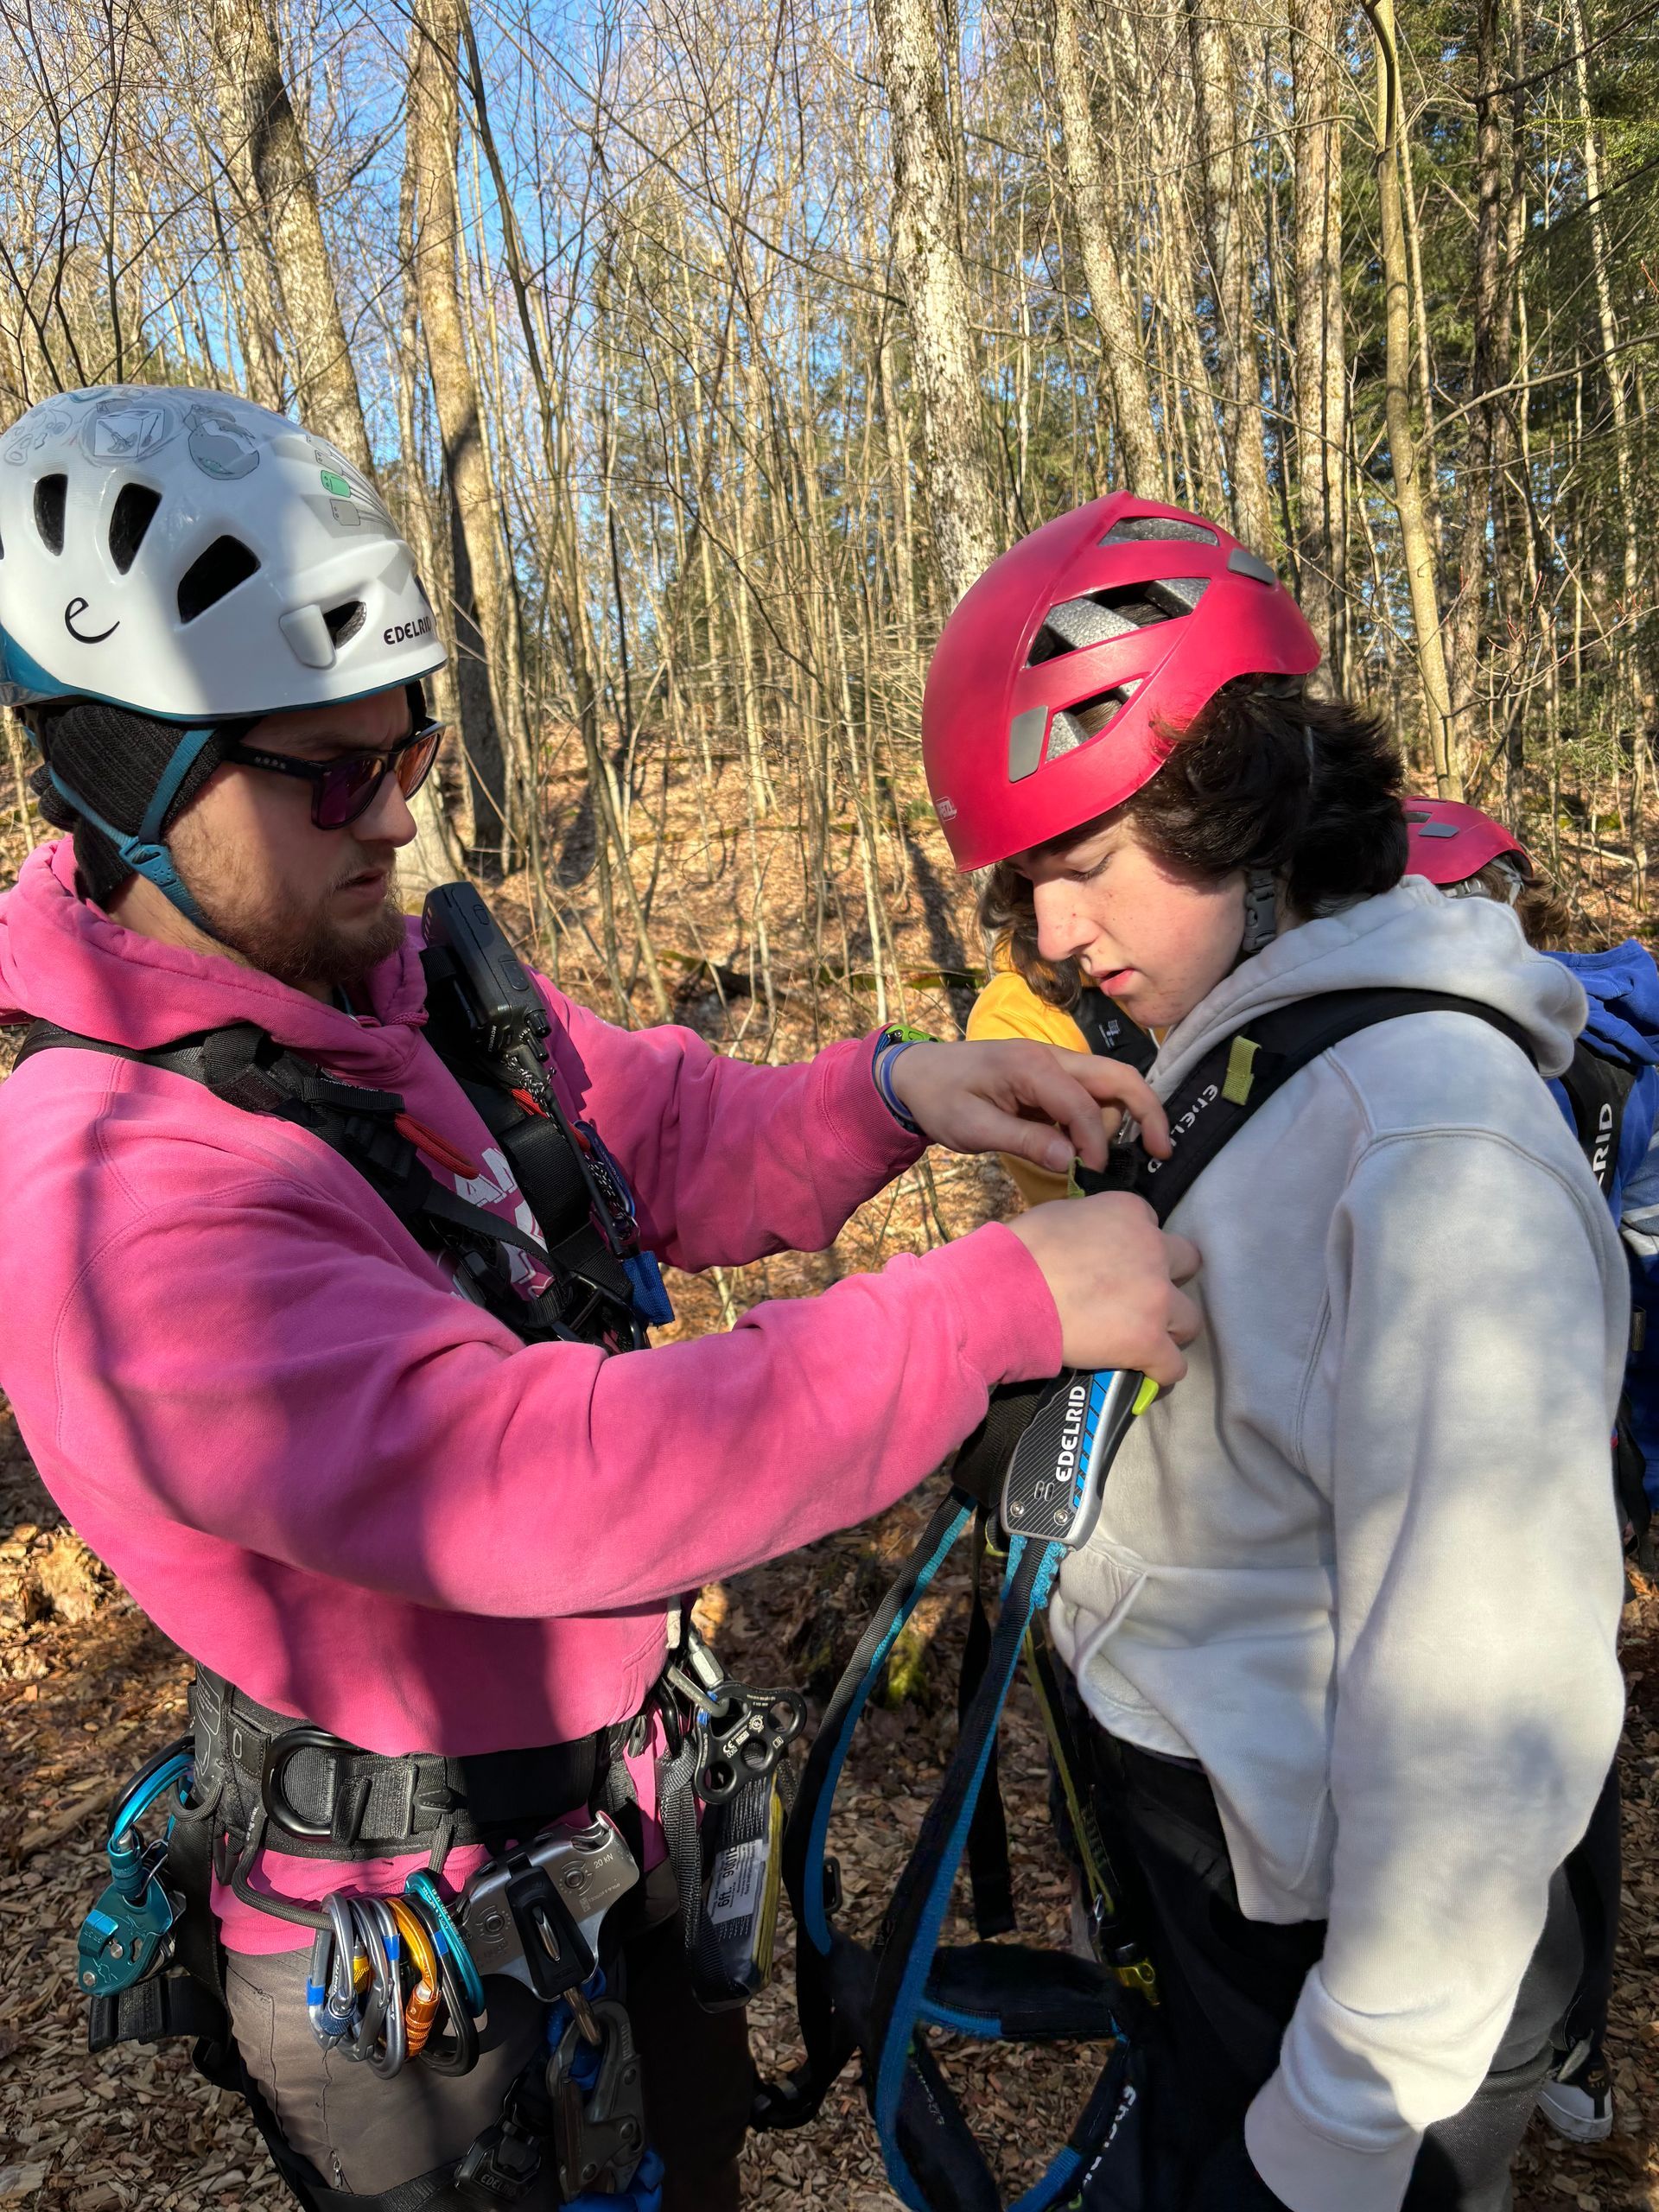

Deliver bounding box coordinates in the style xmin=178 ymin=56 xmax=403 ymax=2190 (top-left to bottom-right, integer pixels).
xmin=107 ymin=1747 xmax=194 ymax=1903
xmin=404 ymin=1869 xmax=486 ymax=2018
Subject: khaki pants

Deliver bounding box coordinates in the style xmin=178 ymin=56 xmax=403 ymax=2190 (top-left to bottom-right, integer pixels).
xmin=225 ymin=1917 xmax=753 ymax=2210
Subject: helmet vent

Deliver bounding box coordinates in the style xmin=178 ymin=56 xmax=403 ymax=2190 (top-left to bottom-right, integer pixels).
xmin=34 ymin=474 xmax=67 ymax=555
xmin=323 ymin=599 xmax=366 ymax=645
xmin=1046 ymin=684 xmax=1141 ymax=761
xmin=177 ymin=535 xmax=261 ymax=624
xmin=108 ymin=482 xmax=162 ymax=575
xmin=1030 ymin=580 xmax=1208 ymax=662
xmin=1100 ymin=516 xmax=1217 ymax=548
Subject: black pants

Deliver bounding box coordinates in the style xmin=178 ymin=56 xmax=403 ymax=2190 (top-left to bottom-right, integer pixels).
xmin=1089 ymin=1728 xmax=1592 ymax=2212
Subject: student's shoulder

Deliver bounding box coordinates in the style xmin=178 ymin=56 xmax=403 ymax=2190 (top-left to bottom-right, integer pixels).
xmin=968 ymin=969 xmax=1089 ymax=1055
xmin=1326 ymin=1006 xmax=1597 ymax=1173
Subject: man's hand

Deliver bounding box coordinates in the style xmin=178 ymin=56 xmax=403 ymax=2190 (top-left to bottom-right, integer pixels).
xmin=887 ymin=1039 xmax=1171 ymax=1176
xmin=1007 ymin=1192 xmax=1200 ymax=1384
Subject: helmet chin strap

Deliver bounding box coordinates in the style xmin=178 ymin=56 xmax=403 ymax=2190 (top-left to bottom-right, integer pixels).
xmin=1239 ymin=867 xmax=1279 ymax=957
xmin=48 ymin=722 xmax=220 ymax=931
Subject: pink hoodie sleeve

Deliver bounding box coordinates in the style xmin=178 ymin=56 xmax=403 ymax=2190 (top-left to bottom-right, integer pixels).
xmin=49 ymin=1173 xmax=1060 ymax=1618
xmin=539 ymin=985 xmax=924 ymax=1271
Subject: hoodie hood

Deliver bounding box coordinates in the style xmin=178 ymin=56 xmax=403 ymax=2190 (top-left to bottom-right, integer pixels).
xmin=0 ymin=836 xmax=429 ymax=1087
xmin=1152 ymin=875 xmax=1587 ymax=1092
xmin=1546 ymin=940 xmax=1659 ymax=1070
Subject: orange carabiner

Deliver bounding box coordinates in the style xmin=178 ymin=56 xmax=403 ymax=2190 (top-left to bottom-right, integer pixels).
xmin=385 ymin=1897 xmax=442 ymax=2057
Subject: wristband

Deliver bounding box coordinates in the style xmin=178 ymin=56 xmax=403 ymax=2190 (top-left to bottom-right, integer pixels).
xmin=872 ymin=1024 xmax=935 ymax=1135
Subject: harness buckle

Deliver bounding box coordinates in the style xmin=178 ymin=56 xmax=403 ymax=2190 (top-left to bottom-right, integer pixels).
xmin=261 ymin=1724 xmax=359 ymax=1844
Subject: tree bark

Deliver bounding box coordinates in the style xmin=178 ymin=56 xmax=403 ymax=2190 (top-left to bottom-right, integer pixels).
xmin=405 ymin=0 xmax=516 ymax=871
xmin=869 ymin=0 xmax=1000 ymax=604
xmin=1183 ymin=0 xmax=1273 ymax=550
xmin=1290 ymin=0 xmax=1346 ymax=688
xmin=1567 ymin=0 xmax=1646 ymax=706
xmin=1363 ymin=0 xmax=1460 ymax=791
xmin=202 ymin=0 xmax=370 ymax=468
xmin=1448 ymin=0 xmax=1515 ymax=767
xmin=1049 ymin=0 xmax=1162 ymax=496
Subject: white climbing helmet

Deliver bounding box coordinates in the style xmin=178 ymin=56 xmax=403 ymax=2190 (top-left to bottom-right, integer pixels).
xmin=0 ymin=385 xmax=445 ymax=719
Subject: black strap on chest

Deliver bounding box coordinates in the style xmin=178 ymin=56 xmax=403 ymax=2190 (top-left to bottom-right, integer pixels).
xmin=1558 ymin=1036 xmax=1639 ymax=1198
xmin=1069 ymin=987 xmax=1157 ymax=1076
xmin=15 ymin=996 xmax=642 ymax=1355
xmin=1075 ymin=985 xmax=1535 ymax=1217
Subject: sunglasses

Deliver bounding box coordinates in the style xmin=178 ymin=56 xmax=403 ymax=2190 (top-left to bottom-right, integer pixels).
xmin=224 ymin=718 xmax=447 ymax=830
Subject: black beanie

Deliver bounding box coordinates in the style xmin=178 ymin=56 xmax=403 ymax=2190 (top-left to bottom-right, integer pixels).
xmin=29 ymin=701 xmax=244 ymax=907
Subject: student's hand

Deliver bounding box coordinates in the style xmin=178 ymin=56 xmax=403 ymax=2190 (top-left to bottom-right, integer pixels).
xmin=887 ymin=1040 xmax=1171 ymax=1177
xmin=1007 ymin=1193 xmax=1200 ymax=1385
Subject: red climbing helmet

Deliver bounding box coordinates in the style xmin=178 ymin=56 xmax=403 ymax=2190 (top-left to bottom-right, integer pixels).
xmin=1402 ymin=797 xmax=1531 ymax=886
xmin=922 ymin=493 xmax=1321 ymax=871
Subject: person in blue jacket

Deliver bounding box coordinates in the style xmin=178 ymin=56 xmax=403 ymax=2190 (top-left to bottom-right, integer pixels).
xmin=1405 ymin=795 xmax=1656 ymax=2147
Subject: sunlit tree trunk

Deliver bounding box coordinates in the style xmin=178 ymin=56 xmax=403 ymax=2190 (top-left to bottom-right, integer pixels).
xmin=1289 ymin=0 xmax=1346 ymax=687
xmin=870 ymin=0 xmax=1000 ymax=603
xmin=1049 ymin=0 xmax=1161 ymax=495
xmin=202 ymin=0 xmax=369 ymax=468
xmin=405 ymin=0 xmax=518 ymax=870
xmin=1362 ymin=0 xmax=1460 ymax=791
xmin=1183 ymin=0 xmax=1273 ymax=550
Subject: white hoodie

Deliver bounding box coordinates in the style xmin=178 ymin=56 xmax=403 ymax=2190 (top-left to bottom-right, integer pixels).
xmin=1049 ymin=877 xmax=1627 ymax=2212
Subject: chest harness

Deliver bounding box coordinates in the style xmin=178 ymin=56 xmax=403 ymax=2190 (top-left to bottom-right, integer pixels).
xmin=756 ymin=987 xmax=1538 ymax=2212
xmin=30 ymin=884 xmax=802 ymax=2212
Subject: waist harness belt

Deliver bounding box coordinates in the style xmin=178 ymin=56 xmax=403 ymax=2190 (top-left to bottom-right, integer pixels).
xmin=757 ymin=988 xmax=1535 ymax=2212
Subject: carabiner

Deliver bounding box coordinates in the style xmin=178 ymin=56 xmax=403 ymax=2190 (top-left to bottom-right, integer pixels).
xmin=307 ymin=1896 xmax=365 ymax=2050
xmin=346 ymin=1898 xmax=406 ymax=2079
xmin=385 ymin=1897 xmax=442 ymax=2058
xmin=404 ymin=1869 xmax=486 ymax=2018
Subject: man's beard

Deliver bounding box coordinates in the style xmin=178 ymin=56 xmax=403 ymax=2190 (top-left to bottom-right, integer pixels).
xmin=190 ymin=861 xmax=409 ymax=994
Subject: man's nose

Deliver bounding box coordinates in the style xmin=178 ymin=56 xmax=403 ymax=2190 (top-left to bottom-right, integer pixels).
xmin=359 ymin=770 xmax=419 ymax=850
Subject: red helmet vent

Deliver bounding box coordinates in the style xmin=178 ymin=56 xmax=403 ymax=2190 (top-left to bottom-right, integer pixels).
xmin=1099 ymin=514 xmax=1217 ymax=548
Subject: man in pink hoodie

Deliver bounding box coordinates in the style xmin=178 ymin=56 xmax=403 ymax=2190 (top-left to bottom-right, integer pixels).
xmin=0 ymin=387 xmax=1198 ymax=2209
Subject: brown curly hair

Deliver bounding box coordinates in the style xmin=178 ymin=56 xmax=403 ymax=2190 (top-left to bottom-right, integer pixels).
xmin=976 ymin=677 xmax=1408 ymax=1007
xmin=1453 ymin=858 xmax=1574 ymax=950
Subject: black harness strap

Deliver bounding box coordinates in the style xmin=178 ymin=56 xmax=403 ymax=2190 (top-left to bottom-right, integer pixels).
xmin=1070 ymin=988 xmax=1157 ymax=1076
xmin=15 ymin=1016 xmax=631 ymax=1347
xmin=1080 ymin=986 xmax=1535 ymax=1213
xmin=1557 ymin=1036 xmax=1639 ymax=1198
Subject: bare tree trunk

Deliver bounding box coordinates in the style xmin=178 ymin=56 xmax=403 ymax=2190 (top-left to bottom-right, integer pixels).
xmin=405 ymin=0 xmax=517 ymax=871
xmin=191 ymin=113 xmax=283 ymax=415
xmin=1290 ymin=0 xmax=1346 ymax=685
xmin=1567 ymin=0 xmax=1645 ymax=706
xmin=1362 ymin=0 xmax=1460 ymax=792
xmin=1049 ymin=0 xmax=1162 ymax=496
xmin=202 ymin=0 xmax=369 ymax=467
xmin=1184 ymin=0 xmax=1273 ymax=549
xmin=870 ymin=0 xmax=1000 ymax=603
xmin=1449 ymin=0 xmax=1515 ymax=770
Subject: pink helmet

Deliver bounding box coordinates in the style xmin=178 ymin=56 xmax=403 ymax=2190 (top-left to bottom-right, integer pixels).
xmin=922 ymin=493 xmax=1320 ymax=871
xmin=1402 ymin=798 xmax=1530 ymax=887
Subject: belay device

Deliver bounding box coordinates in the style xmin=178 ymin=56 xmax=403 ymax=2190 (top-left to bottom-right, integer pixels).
xmin=757 ymin=984 xmax=1539 ymax=2212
